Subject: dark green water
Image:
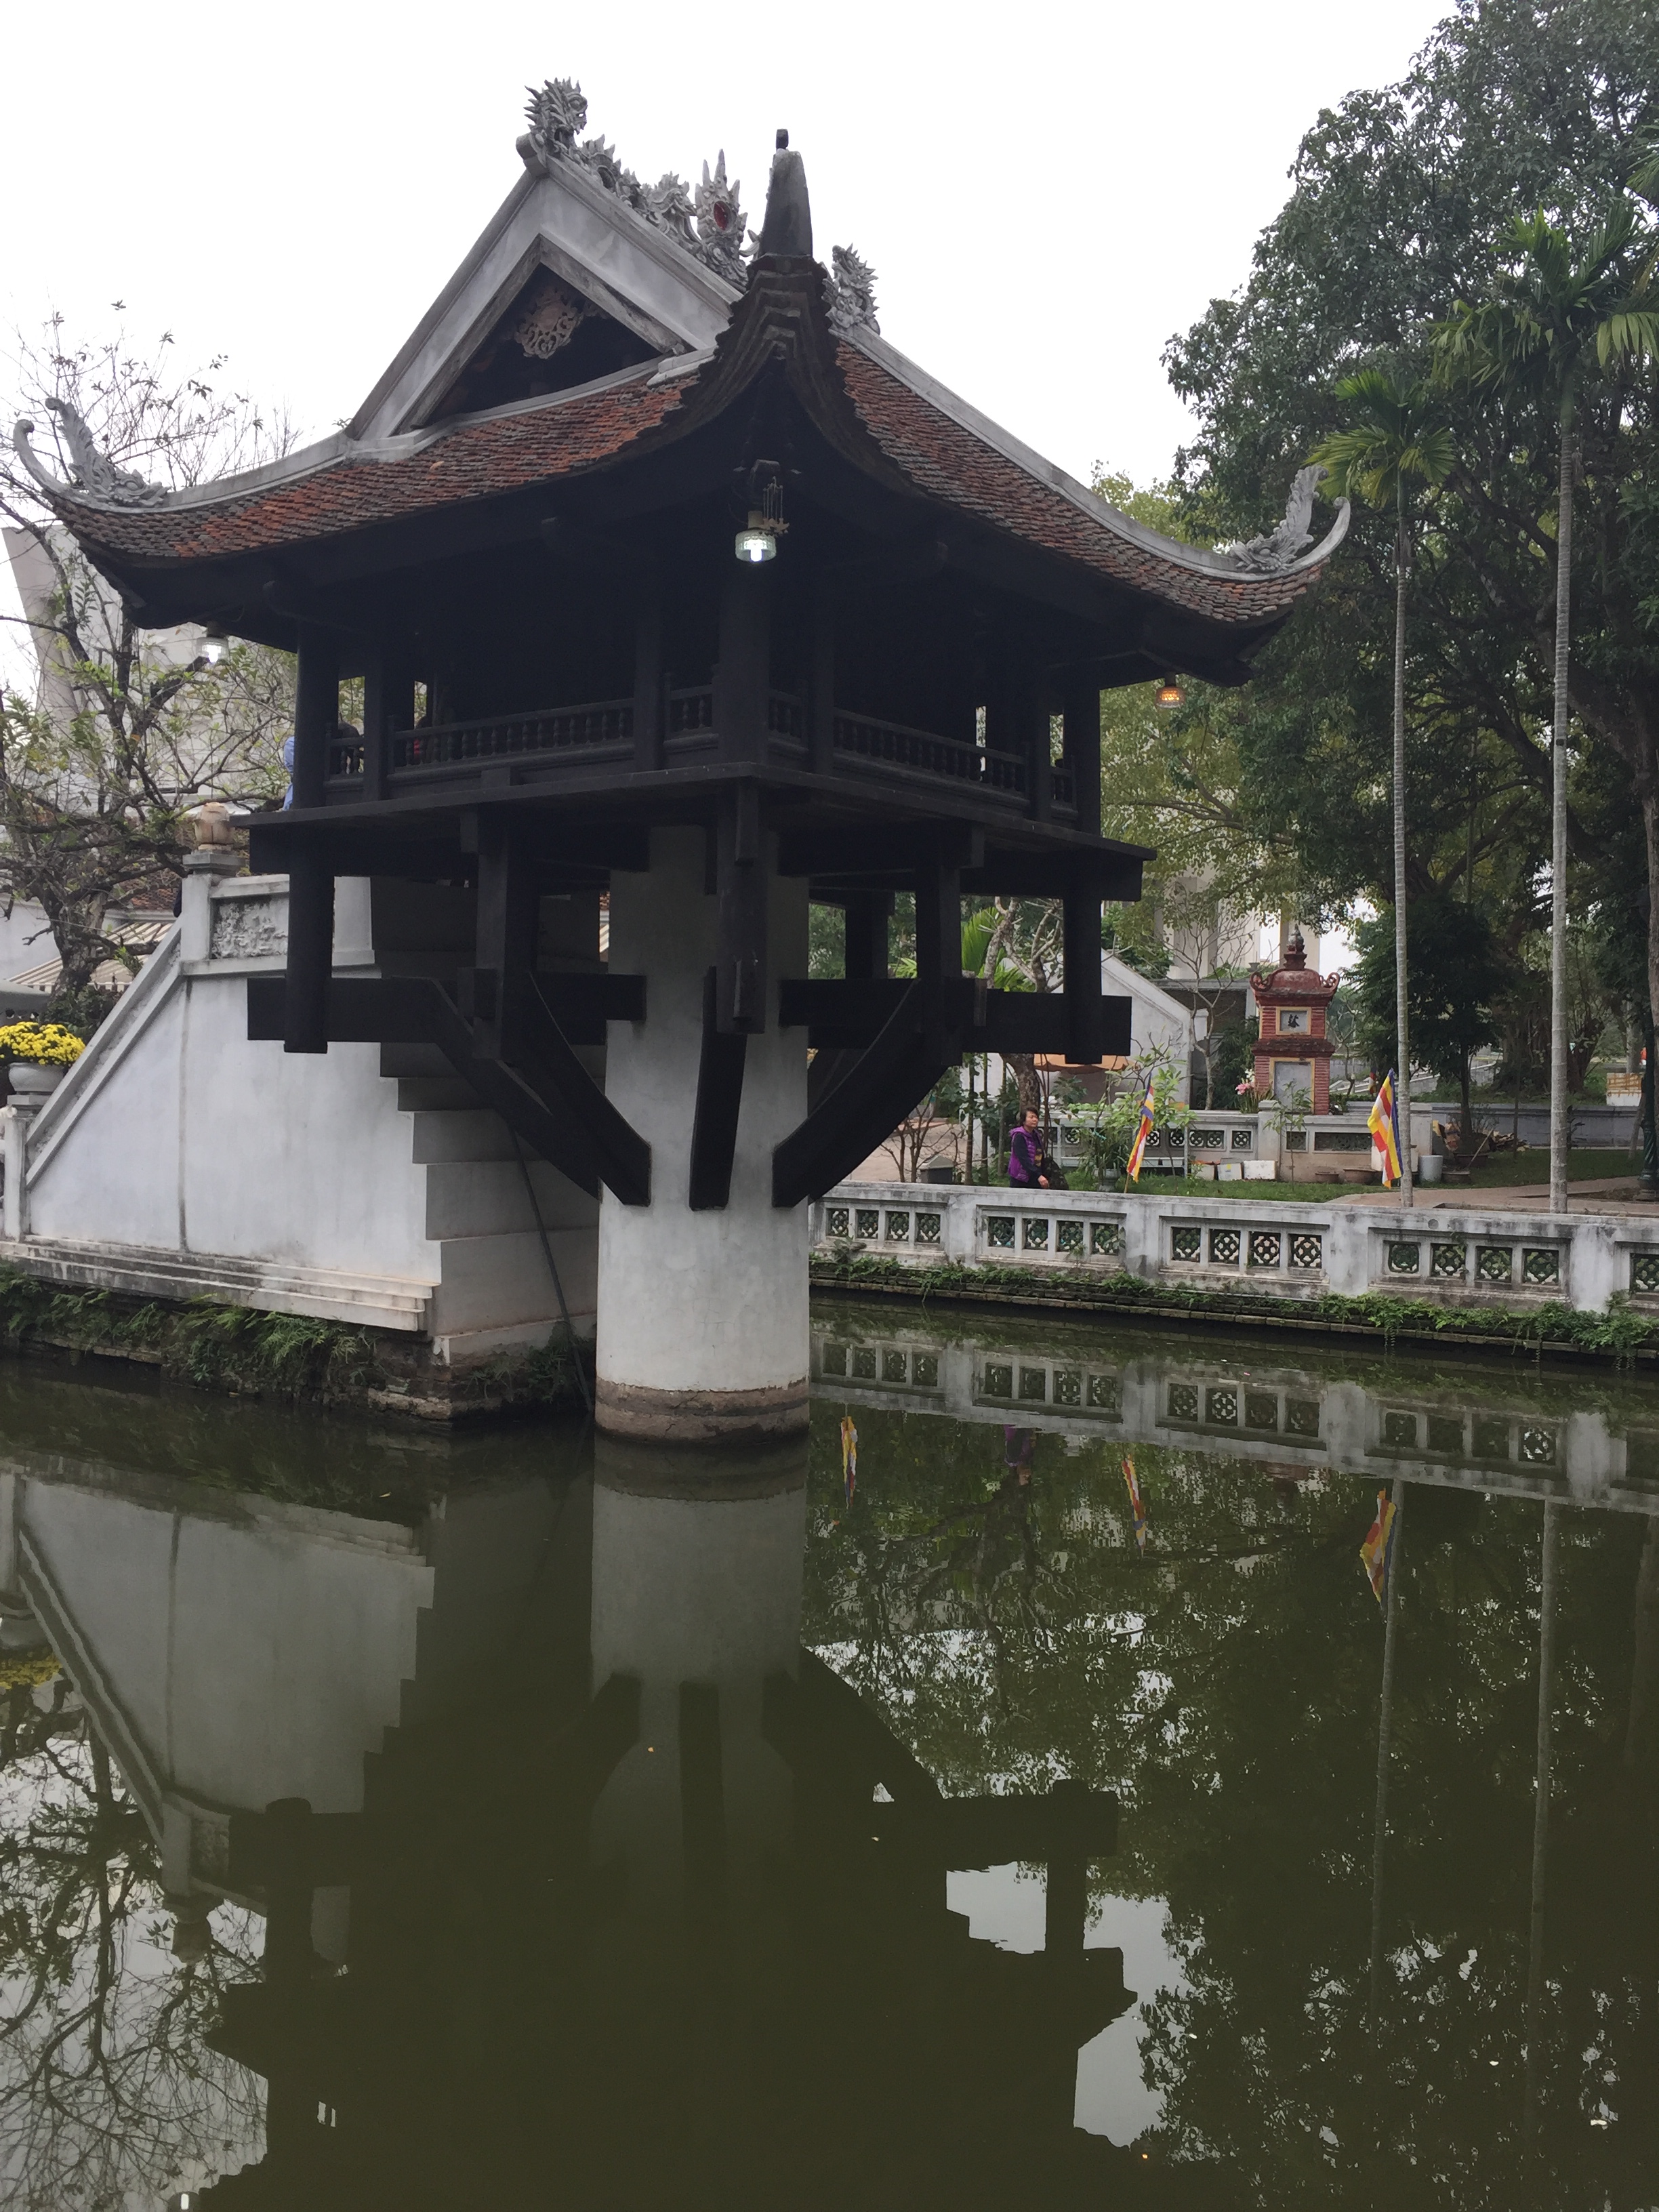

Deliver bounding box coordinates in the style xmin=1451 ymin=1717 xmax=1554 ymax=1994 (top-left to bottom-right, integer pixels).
xmin=0 ymin=1306 xmax=1655 ymax=2210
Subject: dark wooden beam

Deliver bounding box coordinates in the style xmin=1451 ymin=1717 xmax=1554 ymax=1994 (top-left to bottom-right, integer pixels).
xmin=714 ymin=781 xmax=767 ymax=1034
xmin=247 ymin=973 xmax=651 ymax=1203
xmin=632 ymin=575 xmax=664 ymax=773
xmin=291 ymin=625 xmax=339 ymax=811
xmin=773 ymin=982 xmax=964 ymax=1206
xmin=778 ymin=977 xmax=1130 ymax=1058
xmin=688 ymin=966 xmax=747 ymax=1210
xmin=842 ymin=890 xmax=891 ymax=982
xmin=466 ymin=815 xmax=539 ymax=1061
xmin=283 ymin=839 xmax=332 ymax=1055
xmin=808 ymin=572 xmax=836 ymax=775
xmin=1062 ymin=676 xmax=1102 ymax=834
xmin=714 ymin=558 xmax=769 ymax=769
xmin=779 ymin=823 xmax=985 ymax=880
xmin=1063 ymin=876 xmax=1106 ymax=1067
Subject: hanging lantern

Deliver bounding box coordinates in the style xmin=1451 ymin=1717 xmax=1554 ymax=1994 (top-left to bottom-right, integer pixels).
xmin=1155 ymin=676 xmax=1185 ymax=709
xmin=733 ymin=460 xmax=788 ymax=565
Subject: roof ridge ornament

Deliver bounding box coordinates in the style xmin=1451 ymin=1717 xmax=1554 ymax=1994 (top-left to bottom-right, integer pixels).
xmin=825 ymin=245 xmax=880 ymax=336
xmin=517 ymin=77 xmax=749 ymax=287
xmin=12 ymin=399 xmax=168 ymax=510
xmin=1221 ymin=463 xmax=1326 ymax=573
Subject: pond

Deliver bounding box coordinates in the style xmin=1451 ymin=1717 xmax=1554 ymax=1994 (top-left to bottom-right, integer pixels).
xmin=0 ymin=1307 xmax=1654 ymax=2210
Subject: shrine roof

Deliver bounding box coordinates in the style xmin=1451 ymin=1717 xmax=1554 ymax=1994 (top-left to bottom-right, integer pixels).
xmin=13 ymin=85 xmax=1348 ymax=647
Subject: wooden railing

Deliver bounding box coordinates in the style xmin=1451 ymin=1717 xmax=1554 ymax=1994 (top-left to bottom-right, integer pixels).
xmin=324 ymin=693 xmax=1043 ymax=806
xmin=831 ymin=712 xmax=1026 ymax=796
xmin=388 ymin=698 xmax=634 ymax=771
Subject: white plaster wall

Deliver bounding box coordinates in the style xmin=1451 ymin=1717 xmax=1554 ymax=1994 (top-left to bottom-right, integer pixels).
xmin=598 ymin=829 xmax=809 ymax=1397
xmin=26 ymin=963 xmax=434 ymax=1277
xmin=19 ymin=1479 xmax=430 ymax=1817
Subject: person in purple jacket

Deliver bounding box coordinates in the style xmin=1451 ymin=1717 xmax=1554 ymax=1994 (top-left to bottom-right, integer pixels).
xmin=1008 ymin=1107 xmax=1051 ymax=1188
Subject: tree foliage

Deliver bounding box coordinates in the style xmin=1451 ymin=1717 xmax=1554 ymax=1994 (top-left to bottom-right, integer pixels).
xmin=1162 ymin=0 xmax=1659 ymax=1090
xmin=1 ymin=316 xmax=296 ymax=995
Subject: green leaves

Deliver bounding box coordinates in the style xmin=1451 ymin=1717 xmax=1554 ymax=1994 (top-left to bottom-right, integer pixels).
xmin=1311 ymin=369 xmax=1456 ymax=510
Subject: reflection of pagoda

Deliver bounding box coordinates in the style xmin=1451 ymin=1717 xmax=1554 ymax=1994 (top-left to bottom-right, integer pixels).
xmin=1250 ymin=932 xmax=1339 ymax=1111
xmin=13 ymin=1436 xmax=1135 ymax=2207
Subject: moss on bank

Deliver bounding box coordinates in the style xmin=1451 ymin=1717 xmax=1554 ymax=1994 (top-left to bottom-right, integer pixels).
xmin=809 ymin=1248 xmax=1657 ymax=1367
xmin=0 ymin=1267 xmax=591 ymax=1417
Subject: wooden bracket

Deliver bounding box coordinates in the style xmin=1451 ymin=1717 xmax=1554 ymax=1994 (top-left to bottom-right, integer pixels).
xmin=247 ymin=973 xmax=651 ymax=1205
xmin=715 ymin=782 xmax=767 ymax=1035
xmin=771 ymin=981 xmax=964 ymax=1206
xmin=689 ymin=966 xmax=747 ymax=1210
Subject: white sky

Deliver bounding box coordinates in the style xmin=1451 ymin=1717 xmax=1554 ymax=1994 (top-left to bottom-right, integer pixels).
xmin=5 ymin=0 xmax=1450 ymax=491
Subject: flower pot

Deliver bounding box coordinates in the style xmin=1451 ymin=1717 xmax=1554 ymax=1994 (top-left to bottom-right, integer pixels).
xmin=7 ymin=1062 xmax=64 ymax=1096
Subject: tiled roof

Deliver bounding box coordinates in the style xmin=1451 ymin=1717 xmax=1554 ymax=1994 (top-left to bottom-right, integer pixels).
xmin=55 ymin=302 xmax=1328 ymax=634
xmin=64 ymin=372 xmax=686 ymax=564
xmin=835 ymin=346 xmax=1315 ymax=627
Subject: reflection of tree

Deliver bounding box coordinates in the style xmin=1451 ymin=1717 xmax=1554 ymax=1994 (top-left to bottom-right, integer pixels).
xmin=804 ymin=1393 xmax=1659 ymax=2204
xmin=0 ymin=1716 xmax=264 ymax=2209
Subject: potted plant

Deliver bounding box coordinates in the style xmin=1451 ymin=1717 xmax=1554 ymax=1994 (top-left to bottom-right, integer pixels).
xmin=0 ymin=1021 xmax=85 ymax=1098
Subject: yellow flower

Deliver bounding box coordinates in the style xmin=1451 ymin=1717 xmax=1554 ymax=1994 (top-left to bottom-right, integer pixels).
xmin=0 ymin=1021 xmax=86 ymax=1069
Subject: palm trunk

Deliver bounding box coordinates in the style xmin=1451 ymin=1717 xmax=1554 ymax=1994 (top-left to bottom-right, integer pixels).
xmin=1549 ymin=416 xmax=1574 ymax=1217
xmin=1393 ymin=508 xmax=1413 ymax=1209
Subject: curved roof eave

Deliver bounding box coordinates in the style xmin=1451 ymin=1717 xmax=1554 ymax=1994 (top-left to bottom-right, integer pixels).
xmin=844 ymin=328 xmax=1351 ymax=586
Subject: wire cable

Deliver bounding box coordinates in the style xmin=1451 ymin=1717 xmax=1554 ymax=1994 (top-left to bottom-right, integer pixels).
xmin=508 ymin=1123 xmax=593 ymax=1416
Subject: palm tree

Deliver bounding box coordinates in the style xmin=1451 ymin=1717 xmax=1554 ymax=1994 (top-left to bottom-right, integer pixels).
xmin=1313 ymin=372 xmax=1454 ymax=1210
xmin=1435 ymin=205 xmax=1659 ymax=1216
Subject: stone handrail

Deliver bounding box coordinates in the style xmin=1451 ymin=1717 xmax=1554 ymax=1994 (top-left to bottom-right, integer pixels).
xmin=812 ymin=1180 xmax=1659 ymax=1316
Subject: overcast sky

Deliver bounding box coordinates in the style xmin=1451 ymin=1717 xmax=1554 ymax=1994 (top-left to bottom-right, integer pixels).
xmin=5 ymin=0 xmax=1454 ymax=497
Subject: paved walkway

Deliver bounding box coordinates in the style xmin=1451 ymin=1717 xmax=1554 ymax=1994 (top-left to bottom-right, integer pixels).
xmin=1334 ymin=1176 xmax=1659 ymax=1216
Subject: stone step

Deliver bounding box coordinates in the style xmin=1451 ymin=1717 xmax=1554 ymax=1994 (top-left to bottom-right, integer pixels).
xmin=0 ymin=1237 xmax=433 ymax=1332
xmin=396 ymin=1075 xmax=479 ymax=1112
xmin=407 ymin=1109 xmax=518 ymax=1164
xmin=423 ymin=1158 xmax=598 ymax=1242
xmin=380 ymin=1042 xmax=450 ymax=1080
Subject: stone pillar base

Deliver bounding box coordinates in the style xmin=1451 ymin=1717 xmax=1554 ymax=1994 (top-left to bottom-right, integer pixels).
xmin=595 ymin=1375 xmax=809 ymax=1444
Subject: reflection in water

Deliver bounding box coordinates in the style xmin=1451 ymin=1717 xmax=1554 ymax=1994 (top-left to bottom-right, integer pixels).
xmin=0 ymin=1308 xmax=1654 ymax=2208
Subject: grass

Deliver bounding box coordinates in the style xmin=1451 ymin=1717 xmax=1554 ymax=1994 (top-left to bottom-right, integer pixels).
xmin=1059 ymin=1146 xmax=1643 ymax=1204
xmin=808 ymin=1246 xmax=1658 ymax=1366
xmin=0 ymin=1265 xmax=590 ymax=1416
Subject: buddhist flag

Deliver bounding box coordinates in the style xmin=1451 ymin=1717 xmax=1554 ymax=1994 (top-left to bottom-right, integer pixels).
xmin=1122 ymin=1454 xmax=1149 ymax=1554
xmin=1368 ymin=1071 xmax=1403 ymax=1187
xmin=1125 ymin=1076 xmax=1158 ymax=1183
xmin=1360 ymin=1488 xmax=1397 ymax=1605
xmin=840 ymin=1416 xmax=858 ymax=1508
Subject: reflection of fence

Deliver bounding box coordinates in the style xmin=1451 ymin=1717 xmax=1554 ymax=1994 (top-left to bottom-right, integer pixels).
xmin=813 ymin=1180 xmax=1659 ymax=1317
xmin=809 ymin=1322 xmax=1657 ymax=1511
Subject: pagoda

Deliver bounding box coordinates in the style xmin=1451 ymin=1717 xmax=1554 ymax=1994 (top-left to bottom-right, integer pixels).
xmin=14 ymin=83 xmax=1348 ymax=1437
xmin=1250 ymin=932 xmax=1340 ymax=1111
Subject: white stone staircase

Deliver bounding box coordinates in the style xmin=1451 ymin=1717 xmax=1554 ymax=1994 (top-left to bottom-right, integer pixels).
xmin=384 ymin=1043 xmax=598 ymax=1363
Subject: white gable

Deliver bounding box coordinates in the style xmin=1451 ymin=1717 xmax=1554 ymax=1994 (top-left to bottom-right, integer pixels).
xmin=350 ymin=157 xmax=739 ymax=443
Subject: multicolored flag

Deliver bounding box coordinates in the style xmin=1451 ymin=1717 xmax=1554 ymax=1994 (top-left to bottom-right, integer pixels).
xmin=1360 ymin=1488 xmax=1397 ymax=1605
xmin=1122 ymin=1454 xmax=1149 ymax=1554
xmin=840 ymin=1416 xmax=858 ymax=1508
xmin=1368 ymin=1071 xmax=1404 ymax=1188
xmin=1125 ymin=1076 xmax=1158 ymax=1183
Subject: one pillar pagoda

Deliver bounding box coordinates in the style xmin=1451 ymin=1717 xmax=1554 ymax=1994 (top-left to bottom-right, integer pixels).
xmin=16 ymin=82 xmax=1348 ymax=1439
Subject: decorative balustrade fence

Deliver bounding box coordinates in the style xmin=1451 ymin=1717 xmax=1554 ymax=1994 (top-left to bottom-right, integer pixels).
xmin=813 ymin=1181 xmax=1659 ymax=1317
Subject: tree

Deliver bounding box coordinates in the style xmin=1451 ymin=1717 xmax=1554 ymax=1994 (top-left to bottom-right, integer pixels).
xmin=1 ymin=317 xmax=296 ymax=998
xmin=1312 ymin=371 xmax=1456 ymax=1207
xmin=1163 ymin=4 xmax=1659 ymax=1215
xmin=1351 ymin=892 xmax=1508 ymax=1139
xmin=1434 ymin=202 xmax=1659 ymax=1210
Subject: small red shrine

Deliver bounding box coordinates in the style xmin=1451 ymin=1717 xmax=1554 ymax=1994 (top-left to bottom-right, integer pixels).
xmin=1251 ymin=933 xmax=1339 ymax=1111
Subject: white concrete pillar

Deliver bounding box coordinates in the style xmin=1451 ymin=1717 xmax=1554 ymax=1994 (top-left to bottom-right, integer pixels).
xmin=596 ymin=827 xmax=809 ymax=1440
